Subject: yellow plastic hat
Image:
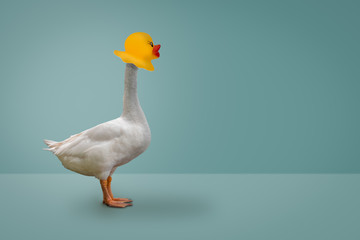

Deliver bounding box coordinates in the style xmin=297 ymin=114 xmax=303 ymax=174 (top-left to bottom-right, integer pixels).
xmin=114 ymin=32 xmax=161 ymax=71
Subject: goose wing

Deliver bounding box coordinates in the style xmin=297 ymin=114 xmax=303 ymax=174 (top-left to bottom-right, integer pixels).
xmin=52 ymin=119 xmax=124 ymax=157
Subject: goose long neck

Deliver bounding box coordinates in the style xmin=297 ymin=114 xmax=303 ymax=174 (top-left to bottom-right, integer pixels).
xmin=122 ymin=63 xmax=146 ymax=122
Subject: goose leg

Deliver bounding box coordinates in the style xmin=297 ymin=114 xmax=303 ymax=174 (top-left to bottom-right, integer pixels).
xmin=100 ymin=179 xmax=132 ymax=208
xmin=107 ymin=176 xmax=133 ymax=203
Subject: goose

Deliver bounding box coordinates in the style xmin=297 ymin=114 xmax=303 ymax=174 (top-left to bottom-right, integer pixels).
xmin=44 ymin=32 xmax=161 ymax=208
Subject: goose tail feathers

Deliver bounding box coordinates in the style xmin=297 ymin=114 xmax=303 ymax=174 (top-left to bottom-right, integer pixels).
xmin=43 ymin=139 xmax=59 ymax=153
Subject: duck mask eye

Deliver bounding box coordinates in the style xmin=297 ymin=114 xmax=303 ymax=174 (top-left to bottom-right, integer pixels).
xmin=148 ymin=41 xmax=153 ymax=47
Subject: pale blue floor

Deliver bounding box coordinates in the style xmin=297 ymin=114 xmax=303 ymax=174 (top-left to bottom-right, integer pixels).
xmin=0 ymin=174 xmax=359 ymax=240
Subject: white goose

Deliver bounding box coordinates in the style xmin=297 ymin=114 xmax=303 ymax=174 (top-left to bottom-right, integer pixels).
xmin=44 ymin=32 xmax=161 ymax=208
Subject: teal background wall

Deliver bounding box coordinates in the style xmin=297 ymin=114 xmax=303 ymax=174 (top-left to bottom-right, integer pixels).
xmin=0 ymin=0 xmax=359 ymax=173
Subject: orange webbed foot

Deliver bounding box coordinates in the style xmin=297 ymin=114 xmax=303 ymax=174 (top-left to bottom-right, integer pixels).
xmin=103 ymin=198 xmax=132 ymax=204
xmin=103 ymin=199 xmax=132 ymax=208
xmin=100 ymin=177 xmax=133 ymax=208
xmin=113 ymin=197 xmax=133 ymax=203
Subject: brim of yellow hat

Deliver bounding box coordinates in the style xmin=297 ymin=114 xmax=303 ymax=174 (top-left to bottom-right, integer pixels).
xmin=114 ymin=50 xmax=154 ymax=71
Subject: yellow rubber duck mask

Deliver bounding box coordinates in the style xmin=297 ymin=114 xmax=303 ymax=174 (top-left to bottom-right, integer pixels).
xmin=114 ymin=32 xmax=161 ymax=71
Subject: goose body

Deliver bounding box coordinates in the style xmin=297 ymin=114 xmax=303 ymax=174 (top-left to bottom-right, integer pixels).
xmin=45 ymin=64 xmax=150 ymax=180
